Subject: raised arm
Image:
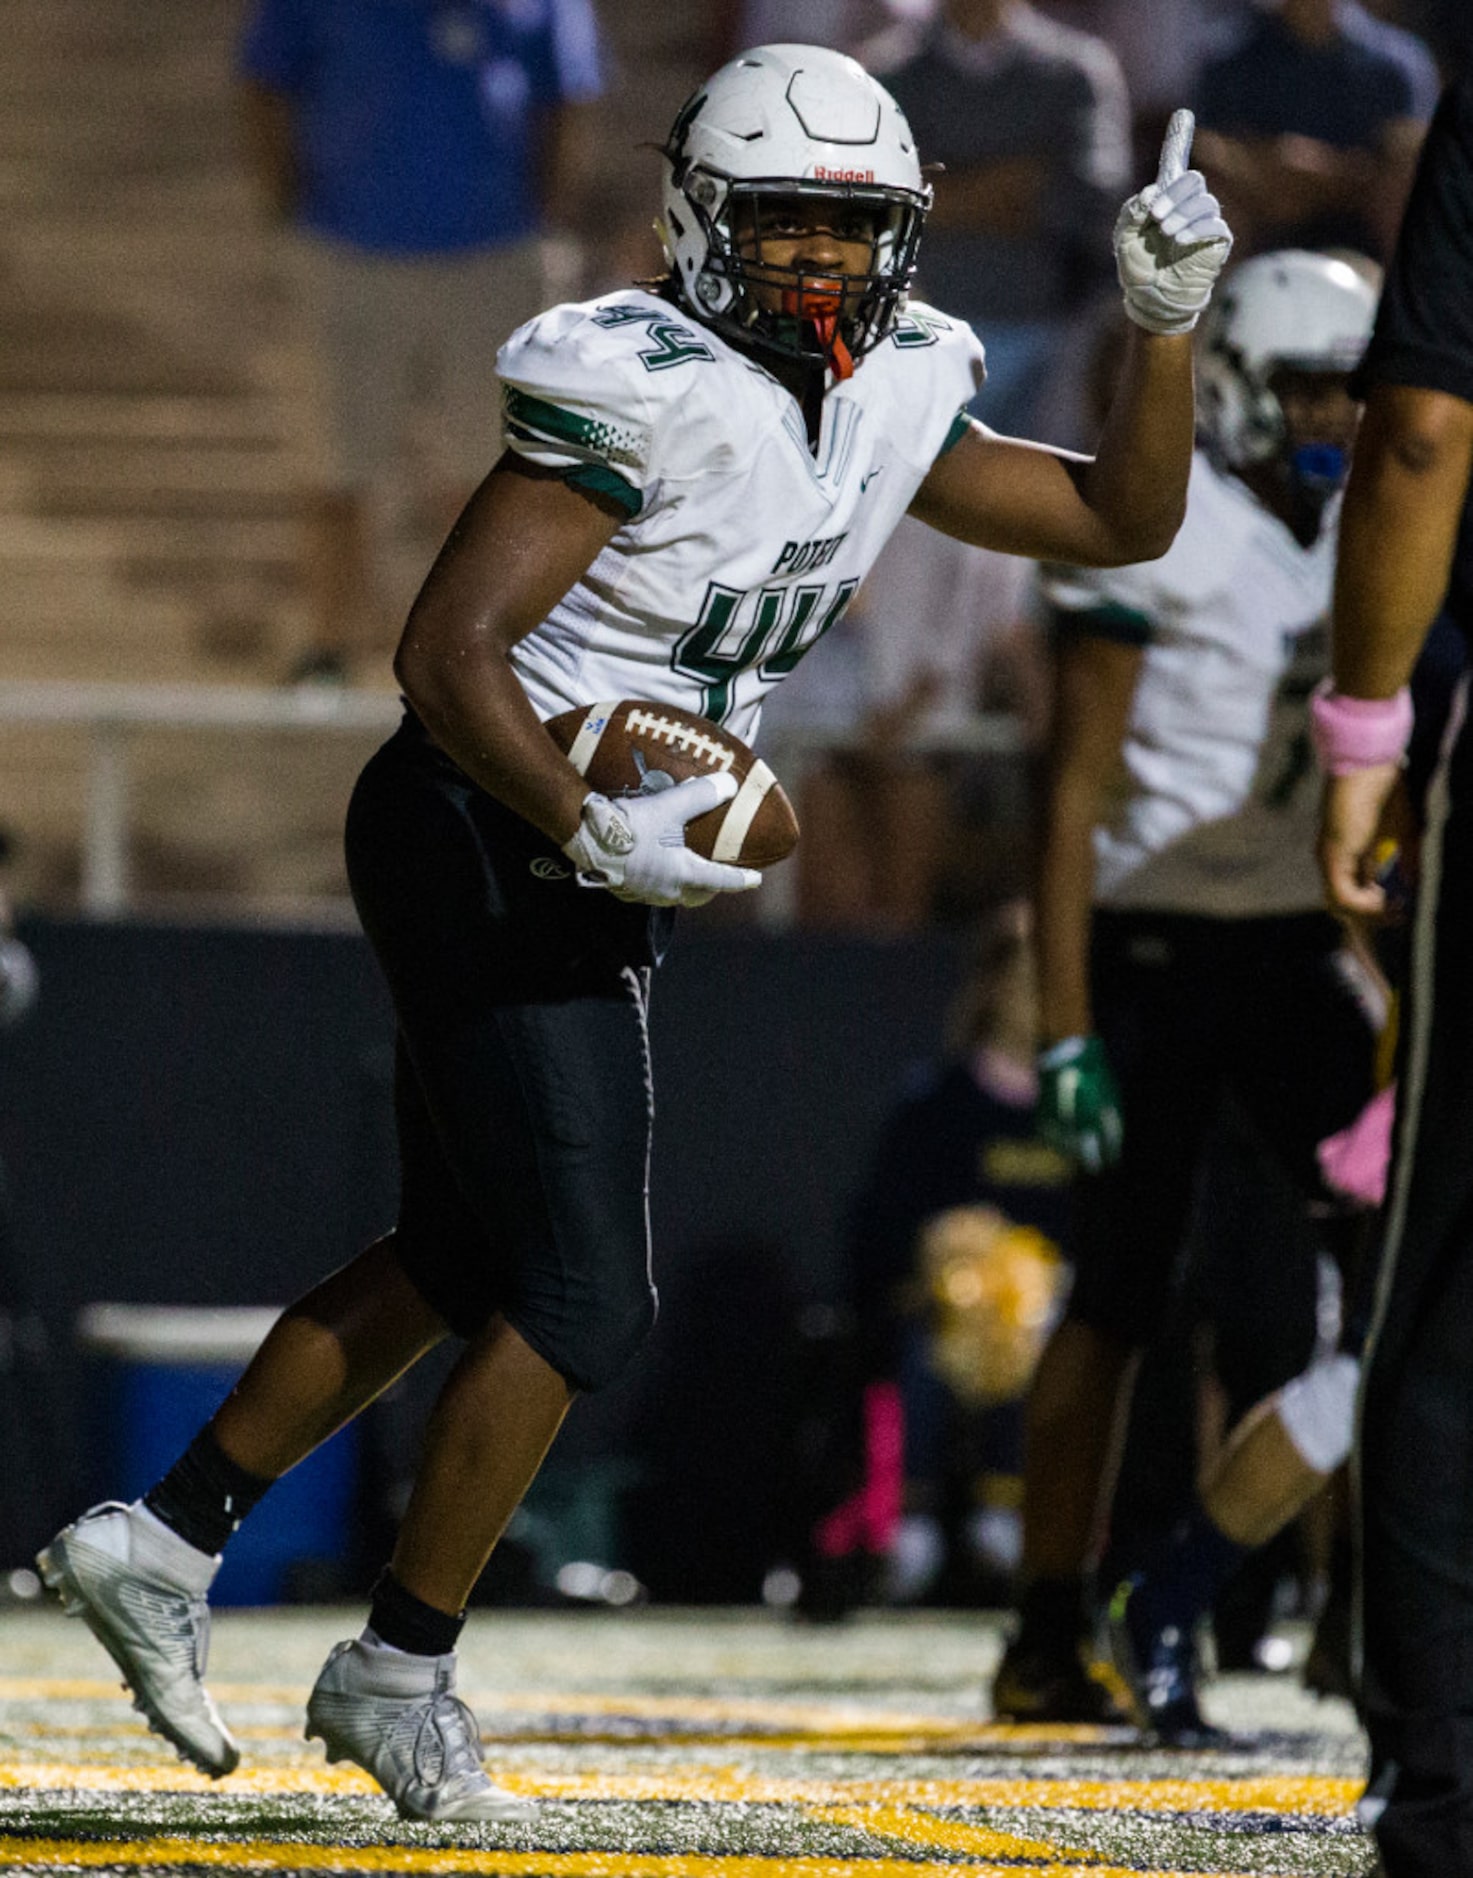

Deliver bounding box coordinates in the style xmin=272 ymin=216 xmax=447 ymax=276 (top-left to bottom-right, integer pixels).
xmin=909 ymin=328 xmax=1195 ymax=567
xmin=910 ymin=111 xmax=1231 ymax=570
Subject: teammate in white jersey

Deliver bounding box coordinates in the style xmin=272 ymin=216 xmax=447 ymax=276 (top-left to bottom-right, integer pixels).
xmin=990 ymin=250 xmax=1384 ymax=1742
xmin=36 ymin=45 xmax=1229 ymax=1818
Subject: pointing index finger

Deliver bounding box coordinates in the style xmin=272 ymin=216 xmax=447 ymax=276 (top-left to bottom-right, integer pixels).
xmin=1156 ymin=107 xmax=1195 ymax=188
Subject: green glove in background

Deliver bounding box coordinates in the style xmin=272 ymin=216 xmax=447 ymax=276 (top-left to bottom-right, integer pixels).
xmin=1037 ymin=1034 xmax=1123 ymax=1172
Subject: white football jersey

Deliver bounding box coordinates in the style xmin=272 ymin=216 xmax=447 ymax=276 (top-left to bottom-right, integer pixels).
xmin=497 ymin=287 xmax=985 ymax=743
xmin=1042 ymin=450 xmax=1339 ymax=917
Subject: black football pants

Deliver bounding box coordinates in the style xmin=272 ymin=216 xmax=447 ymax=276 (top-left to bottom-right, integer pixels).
xmin=1360 ymin=675 xmax=1473 ymax=1877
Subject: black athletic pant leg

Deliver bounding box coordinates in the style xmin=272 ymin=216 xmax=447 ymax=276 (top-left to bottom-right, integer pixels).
xmin=1361 ymin=685 xmax=1473 ymax=1874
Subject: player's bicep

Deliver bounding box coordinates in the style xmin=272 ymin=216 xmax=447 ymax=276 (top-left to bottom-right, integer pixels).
xmin=397 ymin=455 xmax=622 ymax=680
xmin=909 ymin=423 xmax=1116 ymax=564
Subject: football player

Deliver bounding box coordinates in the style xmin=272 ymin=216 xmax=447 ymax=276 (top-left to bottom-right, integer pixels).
xmin=991 ymin=249 xmax=1383 ymax=1742
xmin=36 ymin=45 xmax=1229 ymax=1819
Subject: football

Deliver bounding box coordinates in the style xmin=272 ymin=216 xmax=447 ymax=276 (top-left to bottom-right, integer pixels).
xmin=544 ymin=698 xmax=799 ymax=869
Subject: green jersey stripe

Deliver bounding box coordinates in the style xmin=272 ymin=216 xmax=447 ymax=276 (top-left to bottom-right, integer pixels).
xmin=503 ymin=386 xmax=643 ymax=468
xmin=939 ymin=407 xmax=973 ymax=456
xmin=1052 ymin=599 xmax=1156 ymax=648
xmin=561 ymin=463 xmax=642 ymax=518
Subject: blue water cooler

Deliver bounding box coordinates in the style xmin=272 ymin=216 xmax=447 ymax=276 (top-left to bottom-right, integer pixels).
xmin=78 ymin=1303 xmax=360 ymax=1605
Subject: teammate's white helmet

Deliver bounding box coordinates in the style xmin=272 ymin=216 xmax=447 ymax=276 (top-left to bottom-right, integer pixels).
xmin=659 ymin=44 xmax=930 ymax=373
xmin=1198 ymin=249 xmax=1380 ymax=470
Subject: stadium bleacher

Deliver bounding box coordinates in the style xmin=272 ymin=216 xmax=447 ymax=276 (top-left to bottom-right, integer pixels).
xmin=0 ymin=0 xmax=709 ymax=911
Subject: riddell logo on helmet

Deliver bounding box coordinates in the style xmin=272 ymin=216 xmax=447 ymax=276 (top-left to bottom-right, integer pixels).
xmin=814 ymin=165 xmax=875 ymax=183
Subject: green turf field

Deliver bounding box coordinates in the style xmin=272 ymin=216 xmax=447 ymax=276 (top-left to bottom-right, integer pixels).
xmin=0 ymin=1604 xmax=1376 ymax=1875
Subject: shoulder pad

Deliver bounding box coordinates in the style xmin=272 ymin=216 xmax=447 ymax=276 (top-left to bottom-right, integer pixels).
xmin=498 ymin=293 xmax=727 ymax=506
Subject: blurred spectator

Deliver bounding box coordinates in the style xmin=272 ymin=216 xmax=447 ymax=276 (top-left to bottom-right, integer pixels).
xmin=867 ymin=0 xmax=1132 ymax=437
xmin=1368 ymin=0 xmax=1471 ymax=79
xmin=1193 ymin=0 xmax=1434 ymax=261
xmin=710 ymin=0 xmax=906 ymax=59
xmin=1342 ymin=0 xmax=1444 ymax=116
xmin=807 ymin=903 xmax=1072 ymax=1610
xmin=237 ymin=0 xmax=604 ymax=685
xmin=764 ymin=518 xmax=1047 ymax=932
xmin=1040 ymin=0 xmax=1247 ymax=166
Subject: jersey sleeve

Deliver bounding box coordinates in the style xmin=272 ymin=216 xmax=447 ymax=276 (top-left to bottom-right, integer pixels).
xmin=1039 ymin=454 xmax=1230 ymax=644
xmin=1354 ymin=77 xmax=1473 ymax=406
xmin=498 ymin=305 xmax=658 ymax=519
xmin=1038 ymin=562 xmax=1157 ymax=646
xmin=890 ymin=302 xmax=988 ymax=465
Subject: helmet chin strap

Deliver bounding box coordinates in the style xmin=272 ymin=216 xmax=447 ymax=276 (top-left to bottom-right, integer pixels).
xmin=781 ymin=283 xmax=855 ymax=381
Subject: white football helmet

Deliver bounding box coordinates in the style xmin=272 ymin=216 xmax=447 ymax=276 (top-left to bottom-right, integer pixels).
xmin=1198 ymin=249 xmax=1380 ymax=471
xmin=658 ymin=44 xmax=930 ymax=375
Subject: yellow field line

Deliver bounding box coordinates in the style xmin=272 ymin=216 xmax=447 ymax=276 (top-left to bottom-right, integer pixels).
xmin=806 ymin=1803 xmax=1095 ymax=1863
xmin=477 ymin=1700 xmax=1124 ymax=1749
xmin=0 ymin=1679 xmax=1111 ymax=1741
xmin=6 ymin=1720 xmax=338 ymax=1746
xmin=2 ymin=1722 xmax=1135 ymax=1758
xmin=0 ymin=1759 xmax=1362 ymax=1817
xmin=0 ymin=1678 xmax=145 ymax=1700
xmin=534 ymin=1770 xmax=1361 ymax=1817
xmin=0 ymin=1838 xmax=1266 ymax=1878
xmin=0 ymin=1679 xmax=312 ymax=1705
xmin=0 ymin=1762 xmax=378 ymax=1795
xmin=0 ymin=1681 xmax=967 ymax=1724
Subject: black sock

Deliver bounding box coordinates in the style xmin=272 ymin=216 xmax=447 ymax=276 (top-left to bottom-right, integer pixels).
xmin=1016 ymin=1574 xmax=1090 ymax=1650
xmin=367 ymin=1568 xmax=466 ymax=1658
xmin=1132 ymin=1506 xmax=1248 ymax=1641
xmin=144 ymin=1424 xmax=274 ymax=1557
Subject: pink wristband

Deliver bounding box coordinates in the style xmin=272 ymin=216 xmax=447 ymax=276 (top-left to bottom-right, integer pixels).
xmin=1309 ymin=680 xmax=1413 ymax=776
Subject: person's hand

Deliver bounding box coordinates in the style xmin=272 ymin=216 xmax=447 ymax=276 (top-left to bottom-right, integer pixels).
xmin=1114 ymin=109 xmax=1234 ymax=335
xmin=1037 ymin=1033 xmax=1123 ymax=1172
xmin=1318 ymin=763 xmax=1405 ymax=933
xmin=0 ymin=934 xmax=38 ymax=1026
xmin=562 ymin=772 xmax=761 ymax=909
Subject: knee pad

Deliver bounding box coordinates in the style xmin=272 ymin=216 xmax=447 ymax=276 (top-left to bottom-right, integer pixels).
xmin=1276 ymin=1351 xmax=1360 ymax=1474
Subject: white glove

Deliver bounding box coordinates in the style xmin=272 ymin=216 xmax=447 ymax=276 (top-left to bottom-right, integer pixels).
xmin=1114 ymin=108 xmax=1233 ymax=335
xmin=561 ymin=772 xmax=761 ymax=909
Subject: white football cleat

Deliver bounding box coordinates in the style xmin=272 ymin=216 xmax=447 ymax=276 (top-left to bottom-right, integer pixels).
xmin=36 ymin=1500 xmax=239 ymax=1776
xmin=305 ymin=1637 xmax=535 ymax=1824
